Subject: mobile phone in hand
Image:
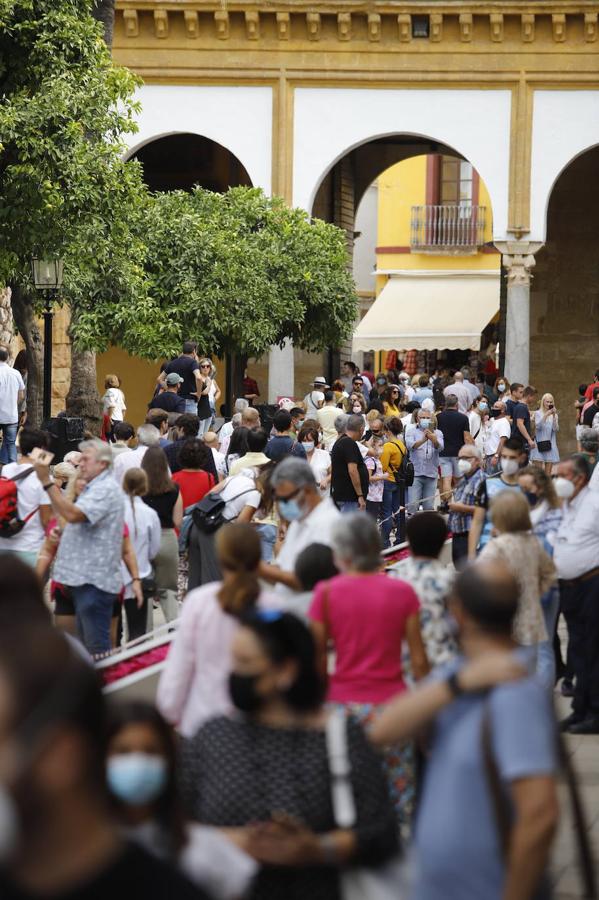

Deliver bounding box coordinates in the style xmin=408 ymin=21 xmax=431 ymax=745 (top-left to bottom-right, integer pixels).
xmin=30 ymin=447 xmax=55 ymax=465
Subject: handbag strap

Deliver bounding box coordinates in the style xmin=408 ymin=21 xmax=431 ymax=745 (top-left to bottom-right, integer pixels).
xmin=325 ymin=707 xmax=357 ymax=829
xmin=482 ymin=702 xmax=597 ymax=899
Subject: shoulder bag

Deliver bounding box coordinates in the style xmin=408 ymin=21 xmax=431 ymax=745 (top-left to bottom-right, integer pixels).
xmin=192 ymin=480 xmax=257 ymax=535
xmin=325 ymin=708 xmax=406 ymax=900
xmin=482 ymin=702 xmax=596 ymax=899
xmin=390 ymin=439 xmax=414 ymax=488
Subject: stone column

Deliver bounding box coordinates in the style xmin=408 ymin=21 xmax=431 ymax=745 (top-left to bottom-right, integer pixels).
xmin=0 ymin=287 xmax=14 ymax=350
xmin=268 ymin=340 xmax=294 ymax=402
xmin=494 ymin=241 xmax=543 ymax=385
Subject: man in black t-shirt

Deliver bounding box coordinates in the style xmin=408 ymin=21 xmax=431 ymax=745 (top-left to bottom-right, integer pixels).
xmin=159 ymin=341 xmax=203 ymax=414
xmin=330 ymin=414 xmax=369 ymax=512
xmin=507 ymin=383 xmax=536 ymax=452
xmin=582 ymin=386 xmax=599 ymax=428
xmin=437 ymin=394 xmax=472 ymax=505
xmin=148 ymin=372 xmax=186 ymax=414
xmin=0 ymin=629 xmax=208 ymax=900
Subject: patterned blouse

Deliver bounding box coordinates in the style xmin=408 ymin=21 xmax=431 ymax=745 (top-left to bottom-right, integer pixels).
xmin=180 ymin=716 xmax=398 ymax=900
xmin=448 ymin=467 xmax=486 ymax=534
xmin=388 ymin=558 xmax=458 ymax=674
xmin=478 ymin=533 xmax=557 ymax=644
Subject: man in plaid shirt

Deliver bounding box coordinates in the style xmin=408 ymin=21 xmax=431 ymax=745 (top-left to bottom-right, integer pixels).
xmin=448 ymin=445 xmax=486 ymax=570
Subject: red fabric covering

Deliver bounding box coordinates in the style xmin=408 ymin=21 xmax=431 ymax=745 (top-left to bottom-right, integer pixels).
xmin=100 ymin=644 xmax=170 ymax=686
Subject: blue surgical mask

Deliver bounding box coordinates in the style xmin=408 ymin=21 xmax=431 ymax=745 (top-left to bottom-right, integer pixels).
xmin=301 ymin=441 xmax=315 ymax=453
xmin=107 ymin=753 xmax=168 ymax=806
xmin=420 ymin=419 xmax=431 ymax=429
xmin=479 ymin=402 xmax=488 ymax=411
xmin=278 ymin=497 xmax=303 ymax=522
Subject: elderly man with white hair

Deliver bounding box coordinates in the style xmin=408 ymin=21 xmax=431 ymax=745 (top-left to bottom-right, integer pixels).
xmin=259 ymin=457 xmax=340 ymax=597
xmin=218 ymin=398 xmax=249 ymax=452
xmin=112 ymin=423 xmax=161 ymax=485
xmin=32 ymin=439 xmax=128 ymax=659
xmin=447 ymin=444 xmax=486 ymax=570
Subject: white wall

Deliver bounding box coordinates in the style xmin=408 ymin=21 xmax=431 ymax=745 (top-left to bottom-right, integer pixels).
xmin=530 ymin=90 xmax=599 ymax=241
xmin=353 ymin=183 xmax=378 ymax=295
xmin=127 ymin=84 xmax=273 ymax=193
xmin=293 ymin=87 xmax=511 ymax=240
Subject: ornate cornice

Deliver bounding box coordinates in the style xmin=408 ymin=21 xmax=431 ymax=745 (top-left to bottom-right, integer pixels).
xmin=115 ymin=1 xmax=599 ymax=45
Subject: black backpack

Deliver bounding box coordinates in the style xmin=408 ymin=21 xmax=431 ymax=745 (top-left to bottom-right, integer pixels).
xmin=390 ymin=439 xmax=414 ymax=487
xmin=192 ymin=486 xmax=256 ymax=535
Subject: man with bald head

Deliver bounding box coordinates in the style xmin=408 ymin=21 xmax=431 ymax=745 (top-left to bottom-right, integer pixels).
xmin=443 ymin=371 xmax=471 ymax=413
xmin=372 ymin=562 xmax=559 ymax=900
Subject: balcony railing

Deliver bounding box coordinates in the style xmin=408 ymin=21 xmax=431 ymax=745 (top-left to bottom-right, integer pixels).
xmin=410 ymin=204 xmax=486 ymax=253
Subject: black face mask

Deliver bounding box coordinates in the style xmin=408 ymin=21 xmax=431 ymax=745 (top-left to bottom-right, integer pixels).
xmin=229 ymin=672 xmax=263 ymax=713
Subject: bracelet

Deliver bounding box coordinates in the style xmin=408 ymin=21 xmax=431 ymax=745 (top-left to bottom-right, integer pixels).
xmin=132 ymin=577 xmax=141 ymax=582
xmin=42 ymin=482 xmax=54 ymax=492
xmin=446 ymin=671 xmax=464 ymax=698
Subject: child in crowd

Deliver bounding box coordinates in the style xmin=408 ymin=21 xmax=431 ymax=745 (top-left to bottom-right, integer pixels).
xmin=287 ymin=542 xmax=339 ymax=621
xmin=365 ymin=435 xmax=385 ymax=521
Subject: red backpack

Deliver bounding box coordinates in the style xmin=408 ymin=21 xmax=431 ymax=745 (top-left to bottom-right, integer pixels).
xmin=0 ymin=467 xmax=37 ymax=537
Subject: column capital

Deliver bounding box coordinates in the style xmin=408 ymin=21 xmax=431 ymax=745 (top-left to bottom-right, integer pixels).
xmin=494 ymin=241 xmax=544 ymax=286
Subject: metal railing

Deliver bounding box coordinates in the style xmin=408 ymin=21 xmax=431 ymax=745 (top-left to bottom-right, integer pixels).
xmin=411 ymin=204 xmax=486 ymax=252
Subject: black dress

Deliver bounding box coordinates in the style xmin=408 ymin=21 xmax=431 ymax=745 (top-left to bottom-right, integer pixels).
xmin=180 ymin=715 xmax=399 ymax=900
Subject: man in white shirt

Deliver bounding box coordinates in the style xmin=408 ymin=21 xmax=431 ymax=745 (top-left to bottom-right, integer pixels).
xmin=317 ymin=391 xmax=341 ymax=450
xmin=218 ymin=399 xmax=248 ymax=452
xmin=203 ymin=431 xmax=227 ymax=480
xmin=112 ymin=424 xmax=161 ymax=485
xmin=259 ymin=457 xmax=340 ymax=598
xmin=554 ymin=454 xmax=599 ymax=734
xmin=485 ymin=401 xmax=511 ymax=473
xmin=0 ymin=347 xmax=25 ymax=464
xmin=0 ymin=428 xmax=52 ymax=566
xmin=443 ymin=372 xmax=471 ymax=414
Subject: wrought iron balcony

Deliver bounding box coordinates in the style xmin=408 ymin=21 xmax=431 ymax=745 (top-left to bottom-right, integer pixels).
xmin=410 ymin=204 xmax=486 ymax=253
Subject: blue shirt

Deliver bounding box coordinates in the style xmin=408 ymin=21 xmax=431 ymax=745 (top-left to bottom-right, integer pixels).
xmin=412 ymin=657 xmax=556 ymax=900
xmin=54 ymin=469 xmax=125 ymax=594
xmin=448 ymin=466 xmax=486 ymax=534
xmin=406 ymin=427 xmax=444 ymax=478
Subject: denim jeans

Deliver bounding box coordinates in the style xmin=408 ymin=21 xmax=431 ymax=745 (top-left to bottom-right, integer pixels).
xmin=183 ymin=398 xmax=199 ymax=417
xmin=255 ymin=523 xmax=277 ymax=563
xmin=410 ymin=475 xmax=437 ymax=512
xmin=72 ymin=583 xmax=117 ymax=657
xmin=338 ymin=501 xmax=359 ymax=514
xmin=536 ymin=585 xmax=560 ymax=690
xmin=198 ymin=416 xmax=213 ymax=436
xmin=0 ymin=423 xmax=18 ymax=464
xmin=381 ymin=480 xmax=400 ymax=548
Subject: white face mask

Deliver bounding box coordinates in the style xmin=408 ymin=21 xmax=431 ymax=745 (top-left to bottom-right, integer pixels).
xmin=352 ymin=405 xmax=362 ymax=414
xmin=554 ymin=477 xmax=576 ymax=500
xmin=497 ymin=383 xmax=506 ymax=392
xmin=420 ymin=419 xmax=431 ymax=430
xmin=500 ymin=457 xmax=519 ymax=476
xmin=457 ymin=458 xmax=473 ymax=475
xmin=301 ymin=441 xmax=315 ymax=453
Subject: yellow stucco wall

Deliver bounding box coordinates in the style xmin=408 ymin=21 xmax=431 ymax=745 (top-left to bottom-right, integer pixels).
xmin=376 ymin=155 xmax=500 ymax=274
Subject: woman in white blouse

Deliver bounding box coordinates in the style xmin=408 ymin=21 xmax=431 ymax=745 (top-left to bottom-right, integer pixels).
xmin=297 ymin=423 xmax=331 ymax=496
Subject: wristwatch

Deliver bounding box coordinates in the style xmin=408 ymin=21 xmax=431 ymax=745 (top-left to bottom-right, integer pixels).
xmin=446 ymin=671 xmax=464 ymax=698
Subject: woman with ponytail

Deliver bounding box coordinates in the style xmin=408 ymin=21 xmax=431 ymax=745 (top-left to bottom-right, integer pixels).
xmin=157 ymin=523 xmax=281 ymax=737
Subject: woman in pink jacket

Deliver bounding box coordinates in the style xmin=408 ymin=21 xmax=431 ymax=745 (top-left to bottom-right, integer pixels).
xmin=157 ymin=523 xmax=280 ymax=738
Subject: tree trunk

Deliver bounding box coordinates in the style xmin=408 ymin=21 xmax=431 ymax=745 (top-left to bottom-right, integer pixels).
xmin=63 ymin=0 xmax=116 ymax=429
xmin=66 ymin=336 xmax=103 ymax=435
xmin=10 ymin=284 xmax=44 ymax=427
xmin=91 ymin=0 xmax=116 ymax=46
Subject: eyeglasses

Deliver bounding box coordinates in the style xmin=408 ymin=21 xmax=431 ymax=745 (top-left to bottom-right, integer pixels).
xmin=274 ymin=486 xmax=302 ymax=502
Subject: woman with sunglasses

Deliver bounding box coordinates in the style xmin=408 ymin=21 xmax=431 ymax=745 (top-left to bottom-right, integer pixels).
xmin=180 ymin=610 xmax=398 ymax=900
xmin=197 ymin=358 xmax=221 ymax=437
xmin=157 ymin=523 xmax=280 ymax=738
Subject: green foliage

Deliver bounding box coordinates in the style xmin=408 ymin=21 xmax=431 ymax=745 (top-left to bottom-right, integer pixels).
xmin=0 ymin=1 xmax=357 ymax=360
xmin=73 ymin=186 xmax=358 ymax=360
xmin=0 ymin=0 xmax=146 ymax=306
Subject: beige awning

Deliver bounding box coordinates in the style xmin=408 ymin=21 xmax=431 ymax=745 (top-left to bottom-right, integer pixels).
xmin=352 ymin=272 xmax=500 ymax=353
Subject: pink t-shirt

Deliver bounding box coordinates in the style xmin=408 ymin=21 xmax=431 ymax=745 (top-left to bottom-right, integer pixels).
xmin=309 ymin=573 xmax=420 ymax=704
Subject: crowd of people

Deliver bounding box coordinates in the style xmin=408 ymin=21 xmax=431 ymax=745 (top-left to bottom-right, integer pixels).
xmin=0 ymin=341 xmax=597 ymax=899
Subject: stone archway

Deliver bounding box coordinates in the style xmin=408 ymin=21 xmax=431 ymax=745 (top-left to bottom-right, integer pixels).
xmin=531 ymin=145 xmax=599 ymax=455
xmin=130 ymin=132 xmax=253 ymax=193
